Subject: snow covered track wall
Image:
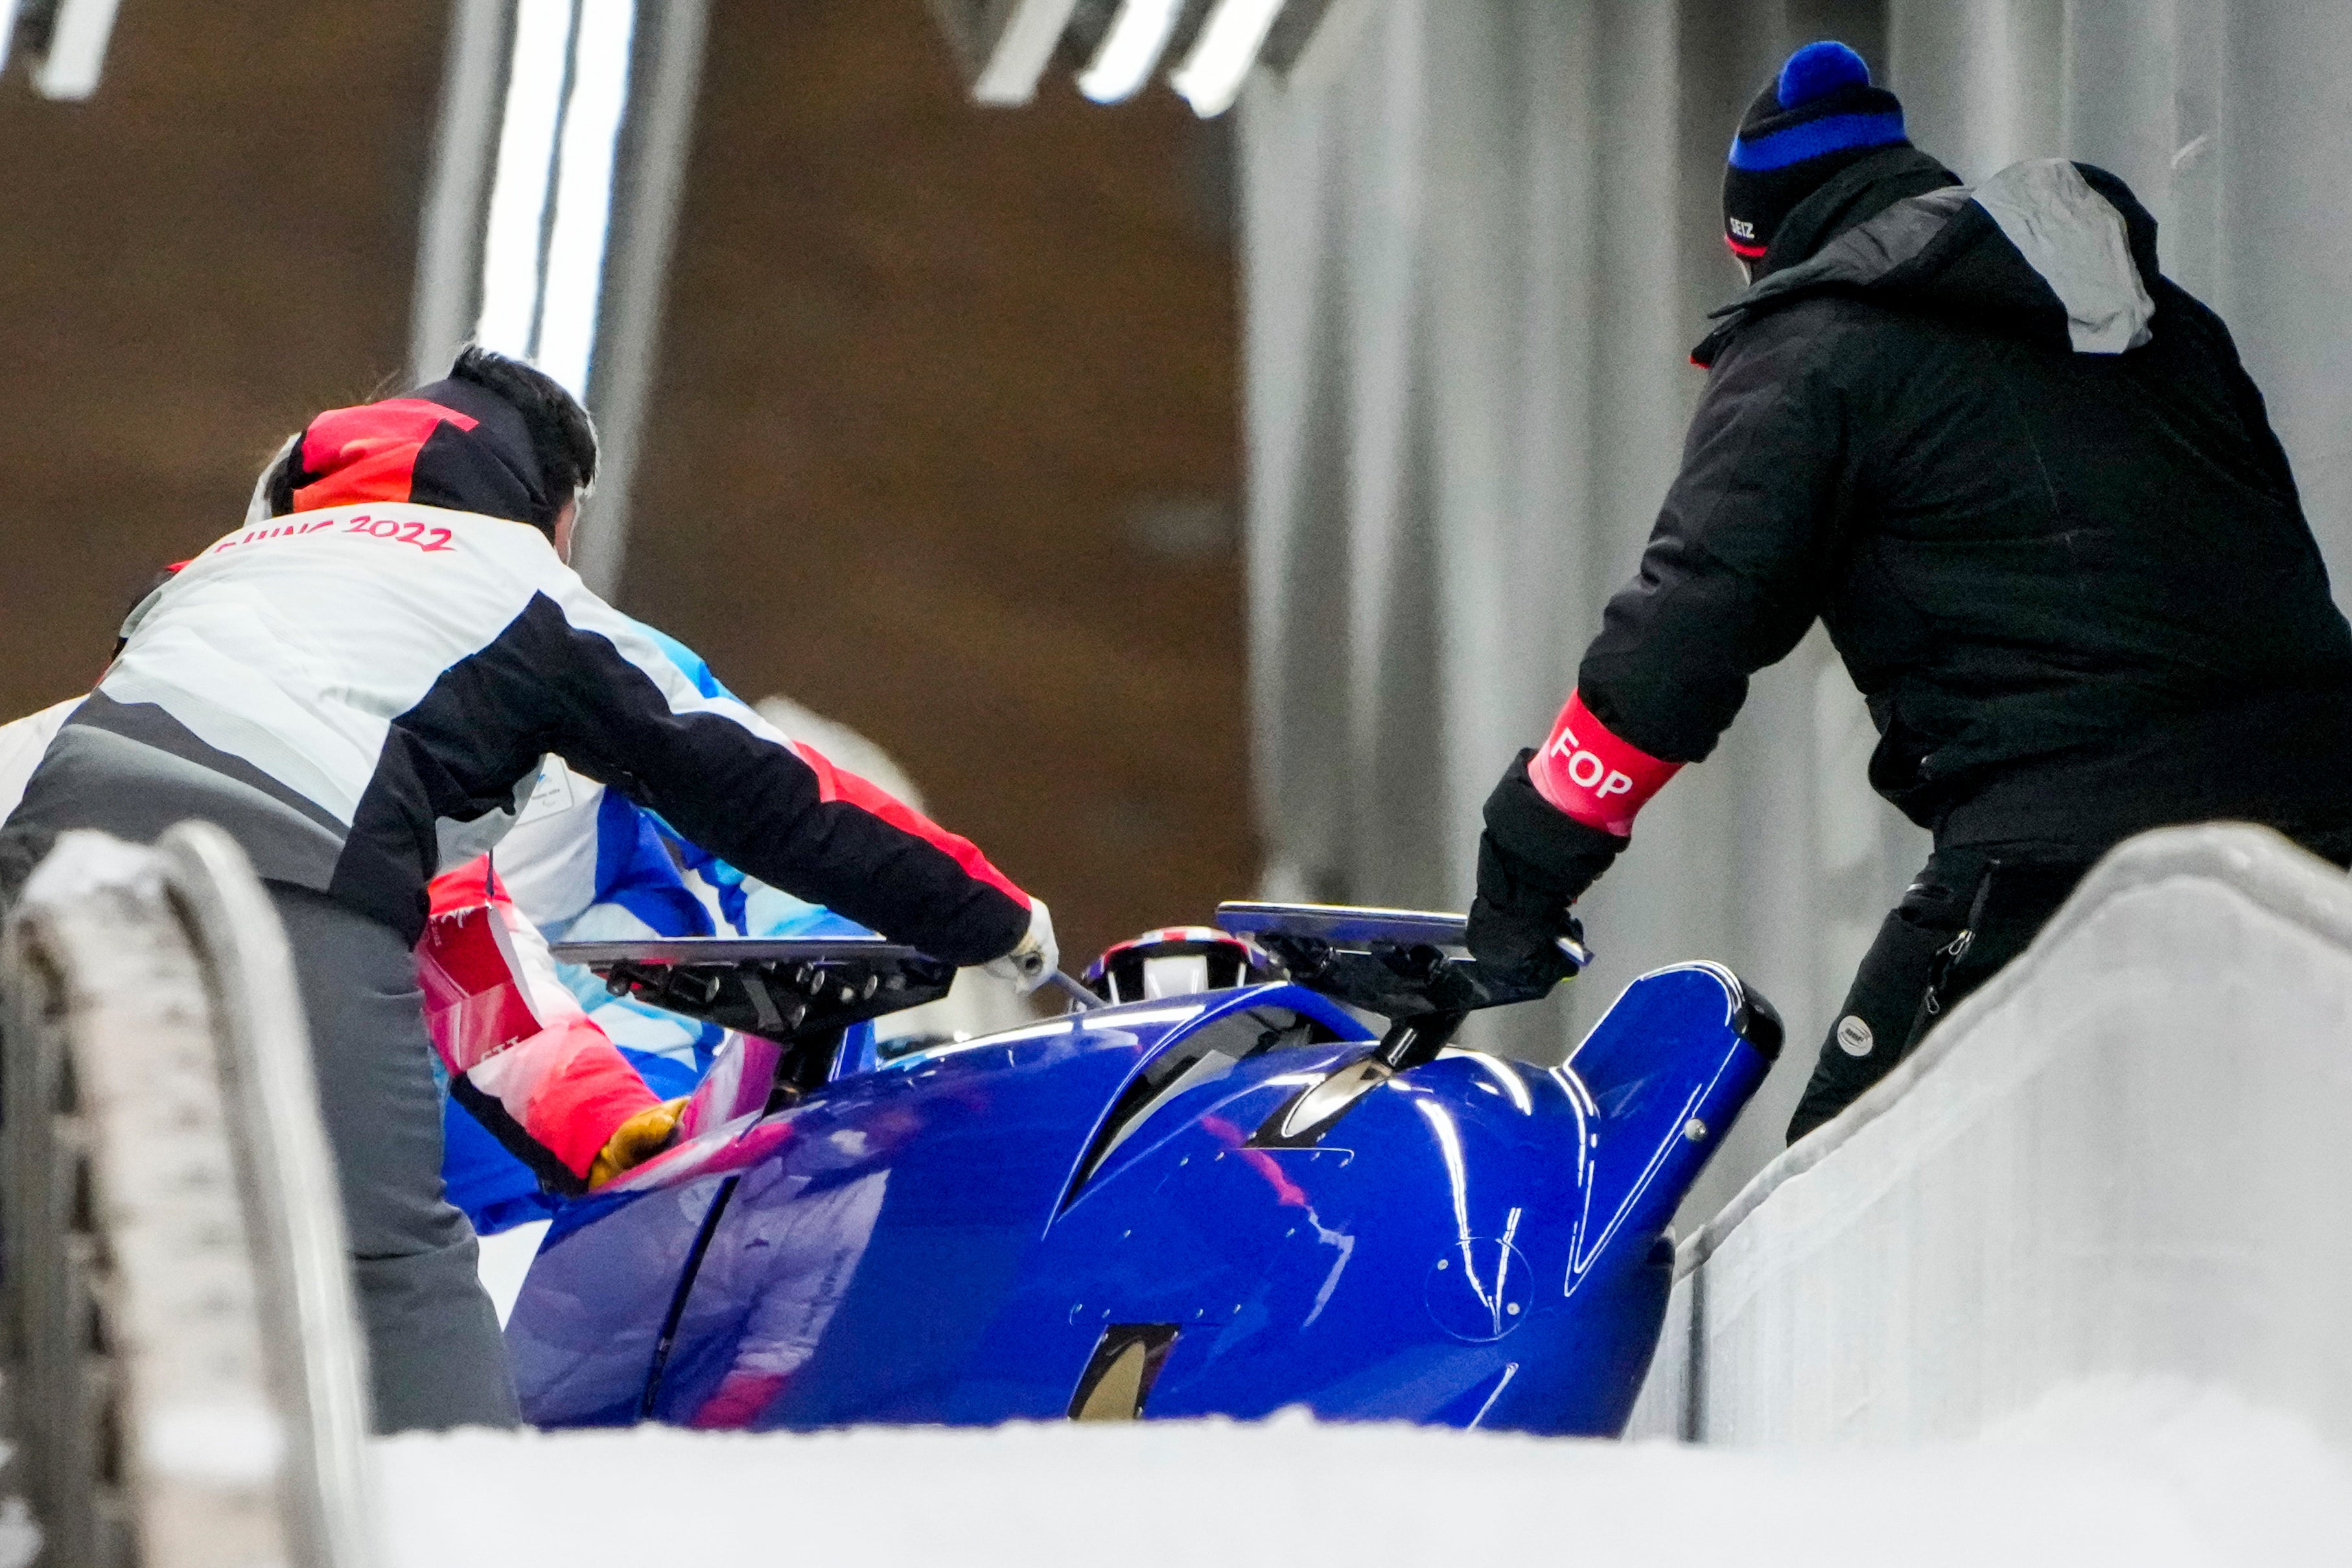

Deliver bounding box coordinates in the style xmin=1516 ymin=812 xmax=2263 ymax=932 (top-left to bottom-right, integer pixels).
xmin=1628 ymin=824 xmax=2352 ymax=1448
xmin=0 ymin=825 xmax=378 ymax=1567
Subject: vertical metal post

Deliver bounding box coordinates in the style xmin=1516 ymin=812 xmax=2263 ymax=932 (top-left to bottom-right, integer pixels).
xmin=568 ymin=0 xmax=710 ymax=599
xmin=410 ymin=0 xmax=708 ymax=602
xmin=411 ymin=0 xmax=518 ymax=386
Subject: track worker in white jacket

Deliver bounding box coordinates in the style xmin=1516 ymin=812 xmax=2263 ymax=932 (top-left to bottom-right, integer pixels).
xmin=0 ymin=349 xmax=1057 ymax=1431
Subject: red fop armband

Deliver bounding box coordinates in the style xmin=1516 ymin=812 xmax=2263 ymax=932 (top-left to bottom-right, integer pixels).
xmin=1528 ymin=691 xmax=1682 ymax=837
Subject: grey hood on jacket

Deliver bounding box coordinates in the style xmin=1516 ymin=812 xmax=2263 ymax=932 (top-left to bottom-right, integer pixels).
xmin=1697 ymin=157 xmax=2159 ymax=365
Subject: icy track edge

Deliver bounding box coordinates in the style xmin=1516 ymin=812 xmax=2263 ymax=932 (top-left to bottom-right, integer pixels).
xmin=374 ymin=1378 xmax=2351 ymax=1568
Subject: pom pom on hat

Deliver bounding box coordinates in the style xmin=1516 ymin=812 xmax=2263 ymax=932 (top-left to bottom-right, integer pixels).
xmin=1777 ymin=40 xmax=1871 ymax=108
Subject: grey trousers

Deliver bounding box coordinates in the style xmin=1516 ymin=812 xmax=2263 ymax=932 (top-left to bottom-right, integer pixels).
xmin=266 ymin=882 xmax=521 ymax=1433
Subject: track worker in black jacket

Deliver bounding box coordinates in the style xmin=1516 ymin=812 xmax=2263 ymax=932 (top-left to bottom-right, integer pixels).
xmin=1466 ymin=42 xmax=2352 ymax=1146
xmin=0 ymin=349 xmax=1058 ymax=1431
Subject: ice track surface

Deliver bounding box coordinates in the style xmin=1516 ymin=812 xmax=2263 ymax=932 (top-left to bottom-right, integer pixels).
xmin=375 ymin=1380 xmax=2351 ymax=1568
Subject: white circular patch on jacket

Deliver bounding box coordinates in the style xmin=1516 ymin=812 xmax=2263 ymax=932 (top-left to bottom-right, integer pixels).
xmin=1835 ymin=1015 xmax=1874 ymax=1057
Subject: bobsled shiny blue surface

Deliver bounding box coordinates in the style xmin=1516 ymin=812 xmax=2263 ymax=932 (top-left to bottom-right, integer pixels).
xmin=507 ymin=937 xmax=1776 ymax=1437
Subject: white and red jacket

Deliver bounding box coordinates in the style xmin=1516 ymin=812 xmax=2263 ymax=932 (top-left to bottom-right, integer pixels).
xmin=0 ymin=381 xmax=1036 ymax=967
xmin=417 ymin=857 xmax=657 ymax=1191
xmin=0 ymin=698 xmax=655 ymax=1190
xmin=0 ymin=384 xmax=1040 ymax=1190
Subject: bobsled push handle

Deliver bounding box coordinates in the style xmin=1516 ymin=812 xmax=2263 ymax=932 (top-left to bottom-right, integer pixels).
xmin=1215 ymin=902 xmax=1588 ymax=976
xmin=548 ymin=935 xmax=959 ymax=1093
xmin=1214 ymin=902 xmax=1580 ymax=1072
xmin=1045 ymin=970 xmax=1107 ymax=1011
xmin=1216 ymin=903 xmax=1475 ymax=951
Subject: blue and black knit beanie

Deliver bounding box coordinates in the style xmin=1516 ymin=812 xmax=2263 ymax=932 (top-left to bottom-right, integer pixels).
xmin=1722 ymin=42 xmax=1909 ymax=265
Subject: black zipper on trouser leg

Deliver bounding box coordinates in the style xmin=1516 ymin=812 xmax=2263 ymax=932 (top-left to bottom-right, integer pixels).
xmin=1901 ymin=859 xmax=2000 ymax=1059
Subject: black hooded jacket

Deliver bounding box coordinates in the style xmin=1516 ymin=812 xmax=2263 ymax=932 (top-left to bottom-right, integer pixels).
xmin=1581 ymin=148 xmax=2352 ymax=848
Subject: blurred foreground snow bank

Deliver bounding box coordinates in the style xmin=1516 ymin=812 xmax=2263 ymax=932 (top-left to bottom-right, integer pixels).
xmin=377 ymin=1379 xmax=2349 ymax=1568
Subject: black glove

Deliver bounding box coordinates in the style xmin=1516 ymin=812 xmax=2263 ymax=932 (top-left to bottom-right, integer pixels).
xmin=1467 ymin=750 xmax=1625 ymax=986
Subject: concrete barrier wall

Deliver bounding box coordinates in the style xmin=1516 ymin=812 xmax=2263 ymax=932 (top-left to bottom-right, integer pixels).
xmin=1628 ymin=824 xmax=2352 ymax=1447
xmin=1 ymin=826 xmax=377 ymax=1567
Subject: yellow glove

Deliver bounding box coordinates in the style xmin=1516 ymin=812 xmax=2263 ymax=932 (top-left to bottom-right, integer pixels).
xmin=587 ymin=1097 xmax=689 ymax=1189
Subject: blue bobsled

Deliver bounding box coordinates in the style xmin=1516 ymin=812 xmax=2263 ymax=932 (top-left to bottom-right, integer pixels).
xmin=505 ymin=905 xmax=1779 ymax=1436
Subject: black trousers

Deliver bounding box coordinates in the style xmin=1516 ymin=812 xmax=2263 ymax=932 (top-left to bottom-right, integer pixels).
xmin=1787 ymin=827 xmax=2352 ymax=1146
xmin=267 ymin=882 xmax=522 ymax=1432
